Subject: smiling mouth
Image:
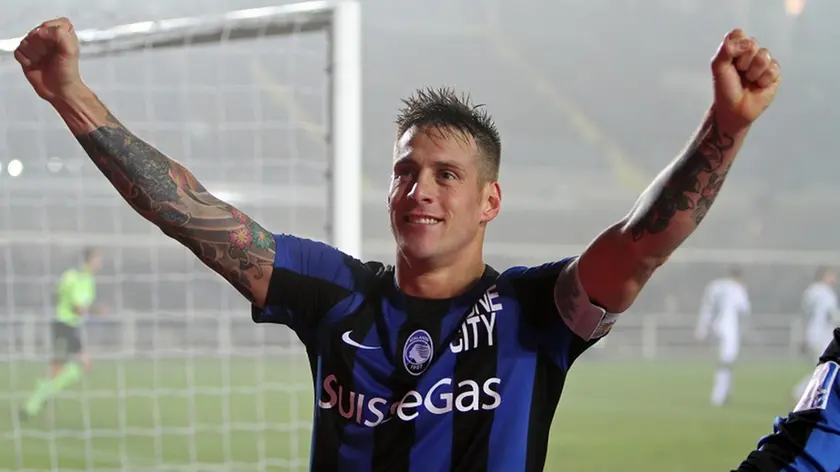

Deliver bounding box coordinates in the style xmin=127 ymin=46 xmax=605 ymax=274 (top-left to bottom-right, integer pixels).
xmin=404 ymin=215 xmax=442 ymax=225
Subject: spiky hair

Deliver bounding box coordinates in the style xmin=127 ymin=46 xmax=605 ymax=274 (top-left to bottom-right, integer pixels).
xmin=395 ymin=87 xmax=501 ymax=181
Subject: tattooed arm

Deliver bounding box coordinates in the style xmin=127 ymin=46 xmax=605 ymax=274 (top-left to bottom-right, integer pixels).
xmin=571 ymin=107 xmax=747 ymax=314
xmin=556 ymin=29 xmax=781 ymax=316
xmin=51 ymin=84 xmax=276 ymax=307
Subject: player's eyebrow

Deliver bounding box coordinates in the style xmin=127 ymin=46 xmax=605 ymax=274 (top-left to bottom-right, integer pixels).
xmin=392 ymin=156 xmax=414 ymax=169
xmin=392 ymin=157 xmax=467 ymax=174
xmin=433 ymin=160 xmax=466 ymax=174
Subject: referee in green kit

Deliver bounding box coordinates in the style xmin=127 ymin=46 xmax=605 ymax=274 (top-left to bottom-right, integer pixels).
xmin=21 ymin=247 xmax=104 ymax=420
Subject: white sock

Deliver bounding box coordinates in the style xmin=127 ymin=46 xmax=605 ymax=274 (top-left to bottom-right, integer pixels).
xmin=711 ymin=368 xmax=731 ymax=407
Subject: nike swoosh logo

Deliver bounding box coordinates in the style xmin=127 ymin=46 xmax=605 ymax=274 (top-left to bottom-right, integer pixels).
xmin=341 ymin=330 xmax=380 ymax=350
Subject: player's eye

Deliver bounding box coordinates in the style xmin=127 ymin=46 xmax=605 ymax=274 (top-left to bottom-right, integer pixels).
xmin=392 ymin=167 xmax=412 ymax=179
xmin=438 ymin=170 xmax=457 ymax=180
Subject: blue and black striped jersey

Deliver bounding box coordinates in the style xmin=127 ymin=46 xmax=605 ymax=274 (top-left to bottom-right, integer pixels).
xmin=735 ymin=328 xmax=840 ymax=472
xmin=251 ymin=234 xmax=612 ymax=472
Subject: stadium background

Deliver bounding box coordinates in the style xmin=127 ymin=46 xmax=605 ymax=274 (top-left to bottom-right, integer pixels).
xmin=1 ymin=0 xmax=837 ymax=470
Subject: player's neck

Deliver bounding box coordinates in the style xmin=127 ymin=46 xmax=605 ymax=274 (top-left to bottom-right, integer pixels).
xmin=395 ymin=250 xmax=486 ymax=300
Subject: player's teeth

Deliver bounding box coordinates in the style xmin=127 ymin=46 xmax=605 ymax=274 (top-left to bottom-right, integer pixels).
xmin=409 ymin=217 xmax=439 ymax=224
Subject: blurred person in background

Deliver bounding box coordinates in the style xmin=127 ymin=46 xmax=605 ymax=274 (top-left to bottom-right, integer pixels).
xmin=793 ymin=266 xmax=839 ymax=401
xmin=695 ymin=265 xmax=751 ymax=407
xmin=20 ymin=247 xmax=104 ymax=420
xmin=11 ymin=17 xmax=781 ymax=472
xmin=735 ymin=327 xmax=840 ymax=472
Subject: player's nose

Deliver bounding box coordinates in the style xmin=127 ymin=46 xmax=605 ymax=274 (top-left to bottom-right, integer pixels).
xmin=406 ymin=173 xmax=435 ymax=204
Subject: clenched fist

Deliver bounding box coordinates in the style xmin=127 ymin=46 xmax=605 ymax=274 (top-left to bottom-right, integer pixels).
xmin=710 ymin=29 xmax=781 ymax=129
xmin=15 ymin=18 xmax=82 ymax=103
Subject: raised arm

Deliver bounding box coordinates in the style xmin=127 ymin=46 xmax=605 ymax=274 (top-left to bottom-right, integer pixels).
xmin=68 ymin=91 xmax=275 ymax=306
xmin=571 ymin=29 xmax=781 ymax=314
xmin=15 ymin=18 xmax=275 ymax=307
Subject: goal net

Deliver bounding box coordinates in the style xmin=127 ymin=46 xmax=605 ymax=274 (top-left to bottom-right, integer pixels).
xmin=0 ymin=1 xmax=361 ymax=470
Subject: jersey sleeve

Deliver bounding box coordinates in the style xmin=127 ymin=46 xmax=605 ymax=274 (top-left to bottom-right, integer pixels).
xmin=741 ymin=286 xmax=752 ymax=316
xmin=807 ymin=288 xmax=836 ymax=326
xmin=734 ymin=329 xmax=840 ymax=472
xmin=510 ymin=256 xmax=614 ymax=371
xmin=57 ymin=270 xmax=74 ymax=302
xmin=251 ymin=234 xmax=363 ymax=344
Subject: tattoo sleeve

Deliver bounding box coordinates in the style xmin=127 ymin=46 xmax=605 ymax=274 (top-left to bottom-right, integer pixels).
xmin=70 ymin=96 xmax=275 ymax=304
xmin=625 ymin=107 xmax=746 ymax=261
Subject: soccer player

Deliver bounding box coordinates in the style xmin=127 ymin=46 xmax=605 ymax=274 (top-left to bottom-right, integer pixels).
xmin=13 ymin=19 xmax=781 ymax=471
xmin=695 ymin=266 xmax=751 ymax=407
xmin=21 ymin=247 xmax=103 ymax=420
xmin=793 ymin=267 xmax=839 ymax=401
xmin=734 ymin=327 xmax=840 ymax=472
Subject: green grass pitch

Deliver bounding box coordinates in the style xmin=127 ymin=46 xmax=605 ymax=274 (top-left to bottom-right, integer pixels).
xmin=0 ymin=357 xmax=811 ymax=471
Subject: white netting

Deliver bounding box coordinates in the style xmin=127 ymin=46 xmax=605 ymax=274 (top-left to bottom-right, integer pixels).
xmin=0 ymin=2 xmax=360 ymax=470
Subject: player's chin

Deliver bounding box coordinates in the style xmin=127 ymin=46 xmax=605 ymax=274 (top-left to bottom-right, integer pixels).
xmin=396 ymin=234 xmax=442 ymax=261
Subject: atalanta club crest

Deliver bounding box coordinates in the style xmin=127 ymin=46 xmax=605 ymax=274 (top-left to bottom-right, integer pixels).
xmin=403 ymin=329 xmax=434 ymax=376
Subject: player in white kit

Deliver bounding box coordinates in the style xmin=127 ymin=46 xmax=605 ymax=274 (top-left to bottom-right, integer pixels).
xmin=793 ymin=267 xmax=839 ymax=400
xmin=695 ymin=266 xmax=751 ymax=407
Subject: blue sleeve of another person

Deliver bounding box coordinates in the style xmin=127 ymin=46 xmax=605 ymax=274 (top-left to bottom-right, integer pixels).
xmin=735 ymin=329 xmax=840 ymax=472
xmin=250 ymin=234 xmax=363 ymax=345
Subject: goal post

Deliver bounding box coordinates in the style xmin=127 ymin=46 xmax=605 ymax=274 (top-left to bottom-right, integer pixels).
xmin=0 ymin=0 xmax=363 ymax=259
xmin=0 ymin=2 xmax=361 ymax=471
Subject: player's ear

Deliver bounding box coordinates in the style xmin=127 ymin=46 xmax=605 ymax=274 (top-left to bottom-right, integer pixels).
xmin=480 ymin=181 xmax=501 ymax=224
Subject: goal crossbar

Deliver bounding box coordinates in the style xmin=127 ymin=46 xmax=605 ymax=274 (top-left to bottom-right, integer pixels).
xmin=0 ymin=1 xmax=336 ymax=55
xmin=0 ymin=0 xmax=363 ymax=259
